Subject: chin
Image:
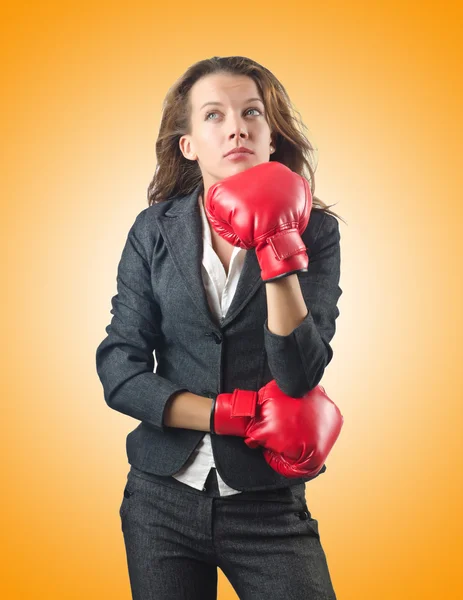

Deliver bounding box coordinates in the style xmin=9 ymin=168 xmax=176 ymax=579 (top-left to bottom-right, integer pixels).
xmin=227 ymin=161 xmax=255 ymax=171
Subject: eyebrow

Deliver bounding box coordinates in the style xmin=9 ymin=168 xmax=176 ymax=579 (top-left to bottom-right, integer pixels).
xmin=199 ymin=98 xmax=264 ymax=110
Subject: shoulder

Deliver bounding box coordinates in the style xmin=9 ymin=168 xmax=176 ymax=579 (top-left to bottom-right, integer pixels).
xmin=132 ymin=197 xmax=176 ymax=227
xmin=129 ymin=196 xmax=179 ymax=239
xmin=127 ymin=194 xmax=194 ymax=262
xmin=302 ymin=208 xmax=340 ymax=257
xmin=123 ymin=204 xmax=164 ymax=264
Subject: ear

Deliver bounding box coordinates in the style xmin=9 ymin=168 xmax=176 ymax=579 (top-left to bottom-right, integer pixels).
xmin=179 ymin=135 xmax=197 ymax=160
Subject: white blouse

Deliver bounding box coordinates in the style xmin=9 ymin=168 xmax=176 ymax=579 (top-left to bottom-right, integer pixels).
xmin=171 ymin=192 xmax=247 ymax=496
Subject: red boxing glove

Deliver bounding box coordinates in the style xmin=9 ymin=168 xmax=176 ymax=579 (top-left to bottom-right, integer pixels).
xmin=262 ymin=447 xmax=326 ymax=479
xmin=210 ymin=388 xmax=259 ymax=437
xmin=244 ymin=381 xmax=344 ymax=479
xmin=205 ymin=161 xmax=312 ymax=282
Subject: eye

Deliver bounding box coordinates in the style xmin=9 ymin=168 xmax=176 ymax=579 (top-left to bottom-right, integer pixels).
xmin=205 ymin=107 xmax=263 ymax=120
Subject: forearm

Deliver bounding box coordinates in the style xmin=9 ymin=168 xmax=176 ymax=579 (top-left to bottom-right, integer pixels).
xmin=265 ymin=274 xmax=309 ymax=336
xmin=163 ymin=390 xmax=213 ymax=432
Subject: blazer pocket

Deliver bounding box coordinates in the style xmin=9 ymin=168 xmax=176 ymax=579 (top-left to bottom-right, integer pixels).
xmin=119 ymin=482 xmax=136 ymax=519
xmin=291 ymin=487 xmax=321 ymax=540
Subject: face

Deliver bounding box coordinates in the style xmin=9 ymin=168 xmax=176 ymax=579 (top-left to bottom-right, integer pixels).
xmin=179 ymin=73 xmax=274 ymax=200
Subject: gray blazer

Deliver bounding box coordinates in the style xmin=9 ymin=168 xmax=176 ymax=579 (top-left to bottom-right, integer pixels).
xmin=95 ymin=182 xmax=343 ymax=491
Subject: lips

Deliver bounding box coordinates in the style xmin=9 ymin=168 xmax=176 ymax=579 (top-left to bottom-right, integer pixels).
xmin=224 ymin=147 xmax=253 ymax=157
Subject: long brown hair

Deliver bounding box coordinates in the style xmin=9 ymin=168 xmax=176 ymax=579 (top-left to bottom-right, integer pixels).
xmin=147 ymin=56 xmax=345 ymax=224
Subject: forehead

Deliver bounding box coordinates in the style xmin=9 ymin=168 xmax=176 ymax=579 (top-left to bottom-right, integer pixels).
xmin=190 ymin=73 xmax=261 ymax=109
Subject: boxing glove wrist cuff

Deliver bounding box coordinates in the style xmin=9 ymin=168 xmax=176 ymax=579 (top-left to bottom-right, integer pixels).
xmin=212 ymin=390 xmax=259 ymax=437
xmin=256 ymin=230 xmax=308 ymax=281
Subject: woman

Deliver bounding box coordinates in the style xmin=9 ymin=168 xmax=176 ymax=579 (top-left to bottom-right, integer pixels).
xmin=96 ymin=55 xmax=344 ymax=600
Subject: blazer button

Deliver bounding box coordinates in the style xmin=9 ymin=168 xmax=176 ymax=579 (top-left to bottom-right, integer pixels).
xmin=210 ymin=332 xmax=222 ymax=344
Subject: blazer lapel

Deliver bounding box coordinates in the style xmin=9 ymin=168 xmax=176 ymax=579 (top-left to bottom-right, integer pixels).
xmin=157 ymin=183 xmax=263 ymax=330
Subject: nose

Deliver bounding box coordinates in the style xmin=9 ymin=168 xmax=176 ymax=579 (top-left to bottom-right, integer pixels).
xmin=228 ymin=116 xmax=249 ymax=141
xmin=229 ymin=129 xmax=248 ymax=142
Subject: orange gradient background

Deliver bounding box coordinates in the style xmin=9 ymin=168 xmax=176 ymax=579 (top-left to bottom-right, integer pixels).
xmin=2 ymin=1 xmax=462 ymax=598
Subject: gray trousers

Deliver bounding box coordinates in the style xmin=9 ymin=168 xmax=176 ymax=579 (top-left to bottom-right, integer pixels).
xmin=119 ymin=465 xmax=337 ymax=599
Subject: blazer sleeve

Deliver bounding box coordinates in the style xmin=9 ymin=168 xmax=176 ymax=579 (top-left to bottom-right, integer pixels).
xmin=95 ymin=210 xmax=188 ymax=431
xmin=263 ymin=211 xmax=342 ymax=397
